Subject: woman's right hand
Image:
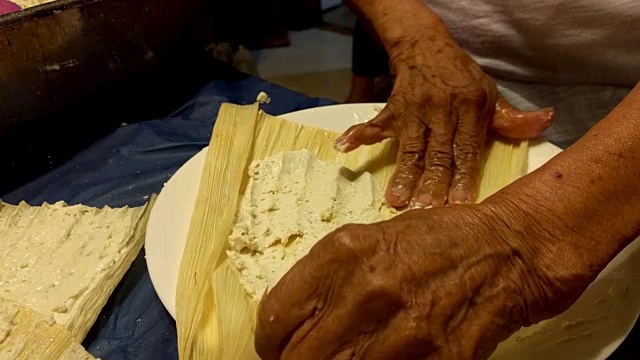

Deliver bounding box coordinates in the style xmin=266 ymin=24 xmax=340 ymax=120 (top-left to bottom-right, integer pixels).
xmin=335 ymin=10 xmax=554 ymax=208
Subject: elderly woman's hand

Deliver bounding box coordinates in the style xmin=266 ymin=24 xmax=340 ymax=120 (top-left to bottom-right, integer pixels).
xmin=254 ymin=200 xmax=593 ymax=359
xmin=335 ymin=21 xmax=554 ymax=208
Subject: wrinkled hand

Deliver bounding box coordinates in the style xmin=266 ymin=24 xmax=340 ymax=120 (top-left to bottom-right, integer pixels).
xmin=255 ymin=203 xmax=593 ymax=360
xmin=335 ymin=26 xmax=554 ymax=208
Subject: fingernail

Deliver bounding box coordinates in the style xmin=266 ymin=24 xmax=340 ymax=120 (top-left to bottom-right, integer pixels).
xmin=386 ymin=185 xmax=411 ymax=208
xmin=449 ymin=188 xmax=473 ymax=204
xmin=386 ymin=195 xmax=409 ymax=208
xmin=409 ymin=202 xmax=423 ymax=210
xmin=410 ymin=203 xmax=432 ymax=210
xmin=410 ymin=195 xmax=432 ymax=209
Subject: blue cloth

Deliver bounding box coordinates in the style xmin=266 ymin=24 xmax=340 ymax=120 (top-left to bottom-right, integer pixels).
xmin=3 ymin=76 xmax=333 ymax=360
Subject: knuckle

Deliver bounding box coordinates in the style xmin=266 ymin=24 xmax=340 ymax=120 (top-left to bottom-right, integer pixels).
xmin=459 ymin=85 xmax=488 ymax=106
xmin=329 ymin=224 xmax=367 ymax=253
xmin=401 ymin=137 xmax=425 ymax=153
xmin=365 ymin=280 xmax=402 ymax=306
xmin=428 ymin=148 xmax=454 ymax=168
xmin=428 ymin=89 xmax=451 ymax=107
xmin=398 ymin=151 xmax=424 ymax=171
xmin=456 ymin=145 xmax=480 ymax=160
xmin=455 ymin=134 xmax=481 ymax=150
xmin=402 ymin=316 xmax=431 ymax=344
xmin=457 ymin=123 xmax=481 ymax=139
xmin=454 ymin=142 xmax=481 ymax=166
xmin=426 ymin=164 xmax=453 ymax=180
xmin=388 ymin=91 xmax=413 ymax=111
xmin=360 ymin=267 xmax=404 ymax=308
xmin=416 ymin=175 xmax=439 ymax=193
xmin=430 ymin=122 xmax=455 ymax=136
xmin=388 ymin=91 xmax=431 ymax=127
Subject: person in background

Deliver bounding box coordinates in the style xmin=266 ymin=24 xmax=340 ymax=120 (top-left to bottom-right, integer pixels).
xmin=255 ymin=0 xmax=640 ymax=359
xmin=344 ymin=19 xmax=390 ymax=103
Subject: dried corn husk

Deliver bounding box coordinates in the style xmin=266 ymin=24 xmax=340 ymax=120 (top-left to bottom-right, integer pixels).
xmin=0 ymin=297 xmax=96 ymax=359
xmin=0 ymin=196 xmax=156 ymax=342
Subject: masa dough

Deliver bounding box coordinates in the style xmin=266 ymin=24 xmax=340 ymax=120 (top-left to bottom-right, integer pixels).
xmin=0 ymin=198 xmax=152 ymax=343
xmin=227 ymin=150 xmax=393 ymax=300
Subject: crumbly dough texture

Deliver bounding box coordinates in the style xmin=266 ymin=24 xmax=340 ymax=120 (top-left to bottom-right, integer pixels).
xmin=227 ymin=150 xmax=391 ymax=301
xmin=0 ymin=197 xmax=153 ymax=359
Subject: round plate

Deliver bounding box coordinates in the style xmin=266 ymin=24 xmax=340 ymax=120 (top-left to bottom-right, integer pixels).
xmin=145 ymin=104 xmax=639 ymax=359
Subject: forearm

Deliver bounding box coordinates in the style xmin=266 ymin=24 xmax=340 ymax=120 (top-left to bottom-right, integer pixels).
xmin=344 ymin=0 xmax=447 ymax=52
xmin=492 ymin=82 xmax=640 ymax=275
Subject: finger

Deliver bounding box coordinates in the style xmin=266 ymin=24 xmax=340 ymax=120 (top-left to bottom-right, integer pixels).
xmin=491 ymin=96 xmax=554 ymax=139
xmin=282 ymin=270 xmax=404 ymax=359
xmin=385 ymin=118 xmax=427 ymax=208
xmin=335 ymin=107 xmax=396 ymax=153
xmin=281 ymin=287 xmax=400 ymax=360
xmin=280 ymin=311 xmax=349 ymax=360
xmin=255 ymin=244 xmax=340 ymax=360
xmin=410 ymin=107 xmax=455 ymax=208
xmin=449 ymin=98 xmax=489 ymax=204
xmin=361 ymin=313 xmax=436 ymax=359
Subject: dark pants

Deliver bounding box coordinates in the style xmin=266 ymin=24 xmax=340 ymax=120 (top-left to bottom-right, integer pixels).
xmin=351 ymin=20 xmax=390 ymax=78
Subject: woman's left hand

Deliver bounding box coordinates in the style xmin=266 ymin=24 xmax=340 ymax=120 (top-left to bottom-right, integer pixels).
xmin=254 ymin=202 xmax=592 ymax=359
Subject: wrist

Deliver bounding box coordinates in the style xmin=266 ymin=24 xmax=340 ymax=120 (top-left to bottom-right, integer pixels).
xmin=480 ymin=191 xmax=598 ymax=324
xmin=347 ymin=0 xmax=448 ymax=56
xmin=378 ymin=11 xmax=448 ymax=56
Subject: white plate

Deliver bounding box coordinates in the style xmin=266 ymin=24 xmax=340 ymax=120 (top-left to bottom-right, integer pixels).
xmin=145 ymin=103 xmax=639 ymax=359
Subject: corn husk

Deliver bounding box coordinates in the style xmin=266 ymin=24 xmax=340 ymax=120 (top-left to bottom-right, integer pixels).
xmin=176 ymin=103 xmax=528 ymax=359
xmin=0 ymin=297 xmax=96 ymax=359
xmin=0 ymin=196 xmax=156 ymax=342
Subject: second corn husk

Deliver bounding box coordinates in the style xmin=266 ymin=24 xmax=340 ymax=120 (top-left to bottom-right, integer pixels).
xmin=0 ymin=297 xmax=96 ymax=360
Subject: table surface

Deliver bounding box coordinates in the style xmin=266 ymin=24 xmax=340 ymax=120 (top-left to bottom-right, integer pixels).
xmin=2 ymin=75 xmax=638 ymax=359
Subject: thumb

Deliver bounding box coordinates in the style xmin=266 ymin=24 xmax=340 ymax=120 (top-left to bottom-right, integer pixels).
xmin=335 ymin=107 xmax=396 ymax=153
xmin=491 ymin=96 xmax=554 ymax=140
